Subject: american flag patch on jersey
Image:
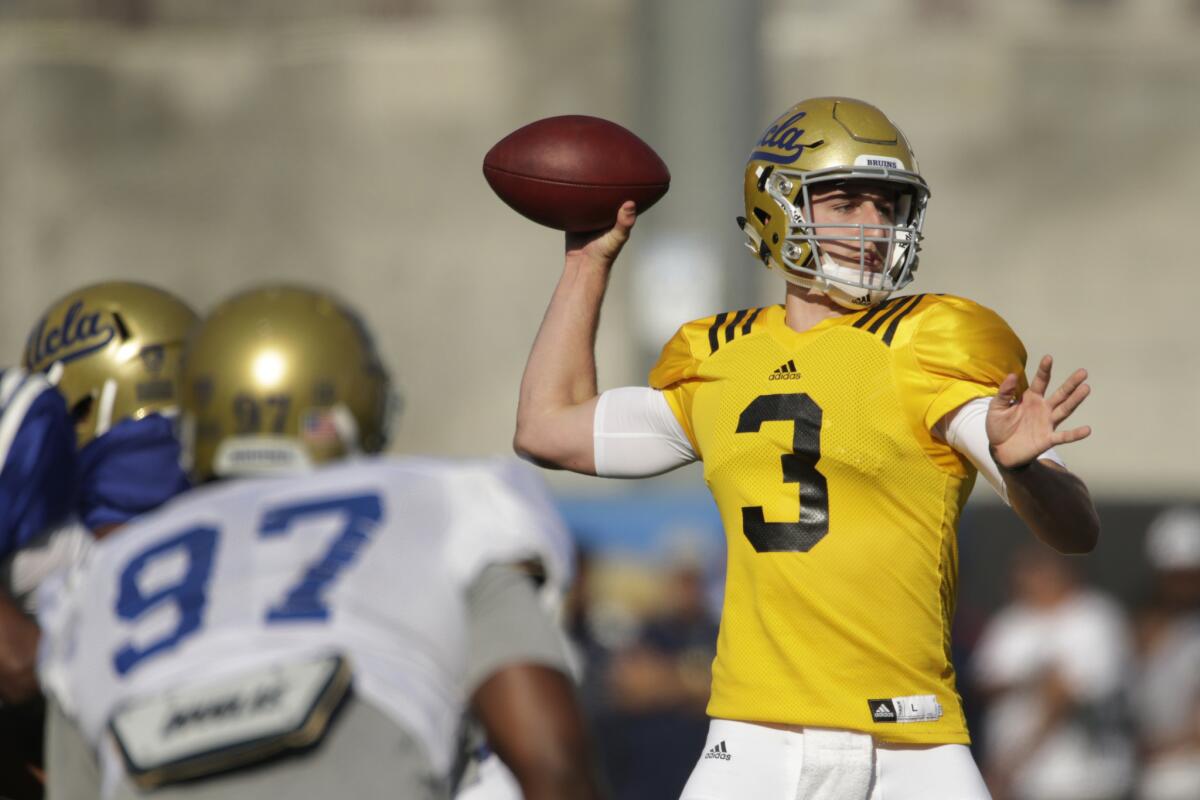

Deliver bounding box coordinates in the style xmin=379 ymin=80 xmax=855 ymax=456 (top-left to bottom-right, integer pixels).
xmin=301 ymin=409 xmax=339 ymax=445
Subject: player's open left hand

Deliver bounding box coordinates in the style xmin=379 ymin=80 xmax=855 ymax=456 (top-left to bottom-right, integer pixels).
xmin=987 ymin=354 xmax=1092 ymax=470
xmin=565 ymin=201 xmax=637 ymax=270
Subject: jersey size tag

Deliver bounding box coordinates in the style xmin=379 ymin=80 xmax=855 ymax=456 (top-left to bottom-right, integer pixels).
xmin=109 ymin=652 xmax=352 ymax=789
xmin=868 ymin=694 xmax=942 ymax=724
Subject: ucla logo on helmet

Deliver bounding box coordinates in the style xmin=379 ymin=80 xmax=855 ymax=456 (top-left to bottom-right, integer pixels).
xmin=24 ymin=301 xmax=117 ymax=370
xmin=750 ymin=110 xmax=810 ymax=165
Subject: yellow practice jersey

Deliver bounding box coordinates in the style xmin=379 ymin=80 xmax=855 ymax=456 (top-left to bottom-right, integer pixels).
xmin=649 ymin=294 xmax=1027 ymax=744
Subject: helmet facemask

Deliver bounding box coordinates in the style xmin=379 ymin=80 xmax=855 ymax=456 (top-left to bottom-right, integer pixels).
xmin=751 ymin=165 xmax=929 ymax=309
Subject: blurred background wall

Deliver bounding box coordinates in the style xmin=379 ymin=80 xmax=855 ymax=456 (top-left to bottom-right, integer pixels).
xmin=3 ymin=0 xmax=1198 ymax=498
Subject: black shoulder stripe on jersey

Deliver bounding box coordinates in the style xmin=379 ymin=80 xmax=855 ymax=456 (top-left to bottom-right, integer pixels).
xmin=851 ymin=295 xmax=905 ymax=329
xmin=724 ymin=309 xmax=749 ymax=343
xmin=708 ymin=312 xmax=729 ymax=353
xmin=866 ymin=294 xmax=917 ymax=335
xmin=741 ymin=307 xmax=763 ymax=335
xmin=709 ymin=308 xmax=764 ymax=354
xmin=880 ymin=294 xmax=926 ymax=346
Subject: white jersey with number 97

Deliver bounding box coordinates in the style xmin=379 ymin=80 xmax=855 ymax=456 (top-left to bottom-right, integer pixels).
xmin=36 ymin=455 xmax=572 ymax=786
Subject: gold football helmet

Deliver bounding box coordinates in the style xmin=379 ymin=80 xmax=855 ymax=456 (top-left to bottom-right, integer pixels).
xmin=181 ymin=285 xmax=392 ymax=481
xmin=22 ymin=281 xmax=199 ymax=448
xmin=739 ymin=97 xmax=931 ymax=308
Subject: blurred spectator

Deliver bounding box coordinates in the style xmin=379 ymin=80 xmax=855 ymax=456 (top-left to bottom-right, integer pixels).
xmin=1130 ymin=507 xmax=1200 ymax=800
xmin=557 ymin=547 xmax=621 ymax=800
xmin=972 ymin=546 xmax=1135 ymax=800
xmin=562 ymin=547 xmax=619 ymax=721
xmin=597 ymin=554 xmax=718 ymax=800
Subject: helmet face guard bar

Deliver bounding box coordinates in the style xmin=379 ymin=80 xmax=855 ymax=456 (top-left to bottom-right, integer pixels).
xmin=767 ymin=166 xmax=930 ymax=297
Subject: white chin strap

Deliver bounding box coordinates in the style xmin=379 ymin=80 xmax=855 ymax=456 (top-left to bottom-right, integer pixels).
xmin=94 ymin=378 xmax=118 ymax=438
xmin=778 ymin=253 xmax=892 ymax=309
xmin=814 ymin=254 xmax=892 ymax=309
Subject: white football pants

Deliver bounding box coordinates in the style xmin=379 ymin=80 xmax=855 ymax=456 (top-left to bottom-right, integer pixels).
xmin=679 ymin=719 xmax=991 ymax=800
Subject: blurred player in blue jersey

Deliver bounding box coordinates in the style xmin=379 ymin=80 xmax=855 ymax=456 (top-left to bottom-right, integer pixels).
xmin=0 ymin=368 xmax=78 ymax=584
xmin=0 ymin=282 xmax=197 ymax=798
xmin=22 ymin=282 xmax=197 ymax=544
xmin=3 ymin=280 xmax=197 ymax=641
xmin=37 ymin=285 xmax=603 ymax=800
xmin=0 ymin=367 xmax=77 ymax=798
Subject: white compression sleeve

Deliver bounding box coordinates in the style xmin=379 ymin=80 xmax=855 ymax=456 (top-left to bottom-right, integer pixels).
xmin=593 ymin=387 xmax=697 ymax=477
xmin=940 ymin=397 xmax=1065 ymax=505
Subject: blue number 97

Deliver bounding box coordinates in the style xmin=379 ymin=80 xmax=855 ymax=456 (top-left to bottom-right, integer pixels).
xmin=112 ymin=526 xmax=218 ymax=676
xmin=110 ymin=491 xmax=383 ymax=677
xmin=260 ymin=493 xmax=383 ymax=622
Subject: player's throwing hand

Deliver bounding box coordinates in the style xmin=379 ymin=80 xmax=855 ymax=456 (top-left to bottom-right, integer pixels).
xmin=565 ymin=201 xmax=638 ymax=270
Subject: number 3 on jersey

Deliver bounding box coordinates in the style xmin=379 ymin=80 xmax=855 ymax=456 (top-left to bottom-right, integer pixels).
xmin=112 ymin=492 xmax=383 ymax=676
xmin=736 ymin=393 xmax=829 ymax=552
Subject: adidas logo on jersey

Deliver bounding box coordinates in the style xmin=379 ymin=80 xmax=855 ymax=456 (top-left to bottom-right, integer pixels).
xmin=703 ymin=740 xmax=731 ymax=760
xmin=869 ymin=699 xmax=898 ymax=722
xmin=768 ymin=359 xmax=802 ymax=380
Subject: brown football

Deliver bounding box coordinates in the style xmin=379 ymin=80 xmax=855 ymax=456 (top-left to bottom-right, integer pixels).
xmin=483 ymin=115 xmax=671 ymax=232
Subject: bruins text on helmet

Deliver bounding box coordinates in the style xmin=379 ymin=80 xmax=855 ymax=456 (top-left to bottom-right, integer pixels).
xmin=739 ymin=96 xmax=931 ymax=309
xmin=181 ymin=284 xmax=392 ymax=481
xmin=22 ymin=281 xmax=199 ymax=448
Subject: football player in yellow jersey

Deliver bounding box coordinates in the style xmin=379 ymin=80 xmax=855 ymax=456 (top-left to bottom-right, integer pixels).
xmin=513 ymin=97 xmax=1100 ymax=800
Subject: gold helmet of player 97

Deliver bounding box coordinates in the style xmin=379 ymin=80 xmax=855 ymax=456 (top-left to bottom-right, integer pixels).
xmin=22 ymin=281 xmax=199 ymax=448
xmin=739 ymin=97 xmax=932 ymax=308
xmin=181 ymin=284 xmax=393 ymax=482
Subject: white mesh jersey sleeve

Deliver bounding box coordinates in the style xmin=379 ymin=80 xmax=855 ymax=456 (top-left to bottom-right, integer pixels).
xmin=937 ymin=397 xmax=1065 ymax=504
xmin=593 ymin=387 xmax=696 ymax=477
xmin=35 ymin=457 xmax=570 ymax=787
